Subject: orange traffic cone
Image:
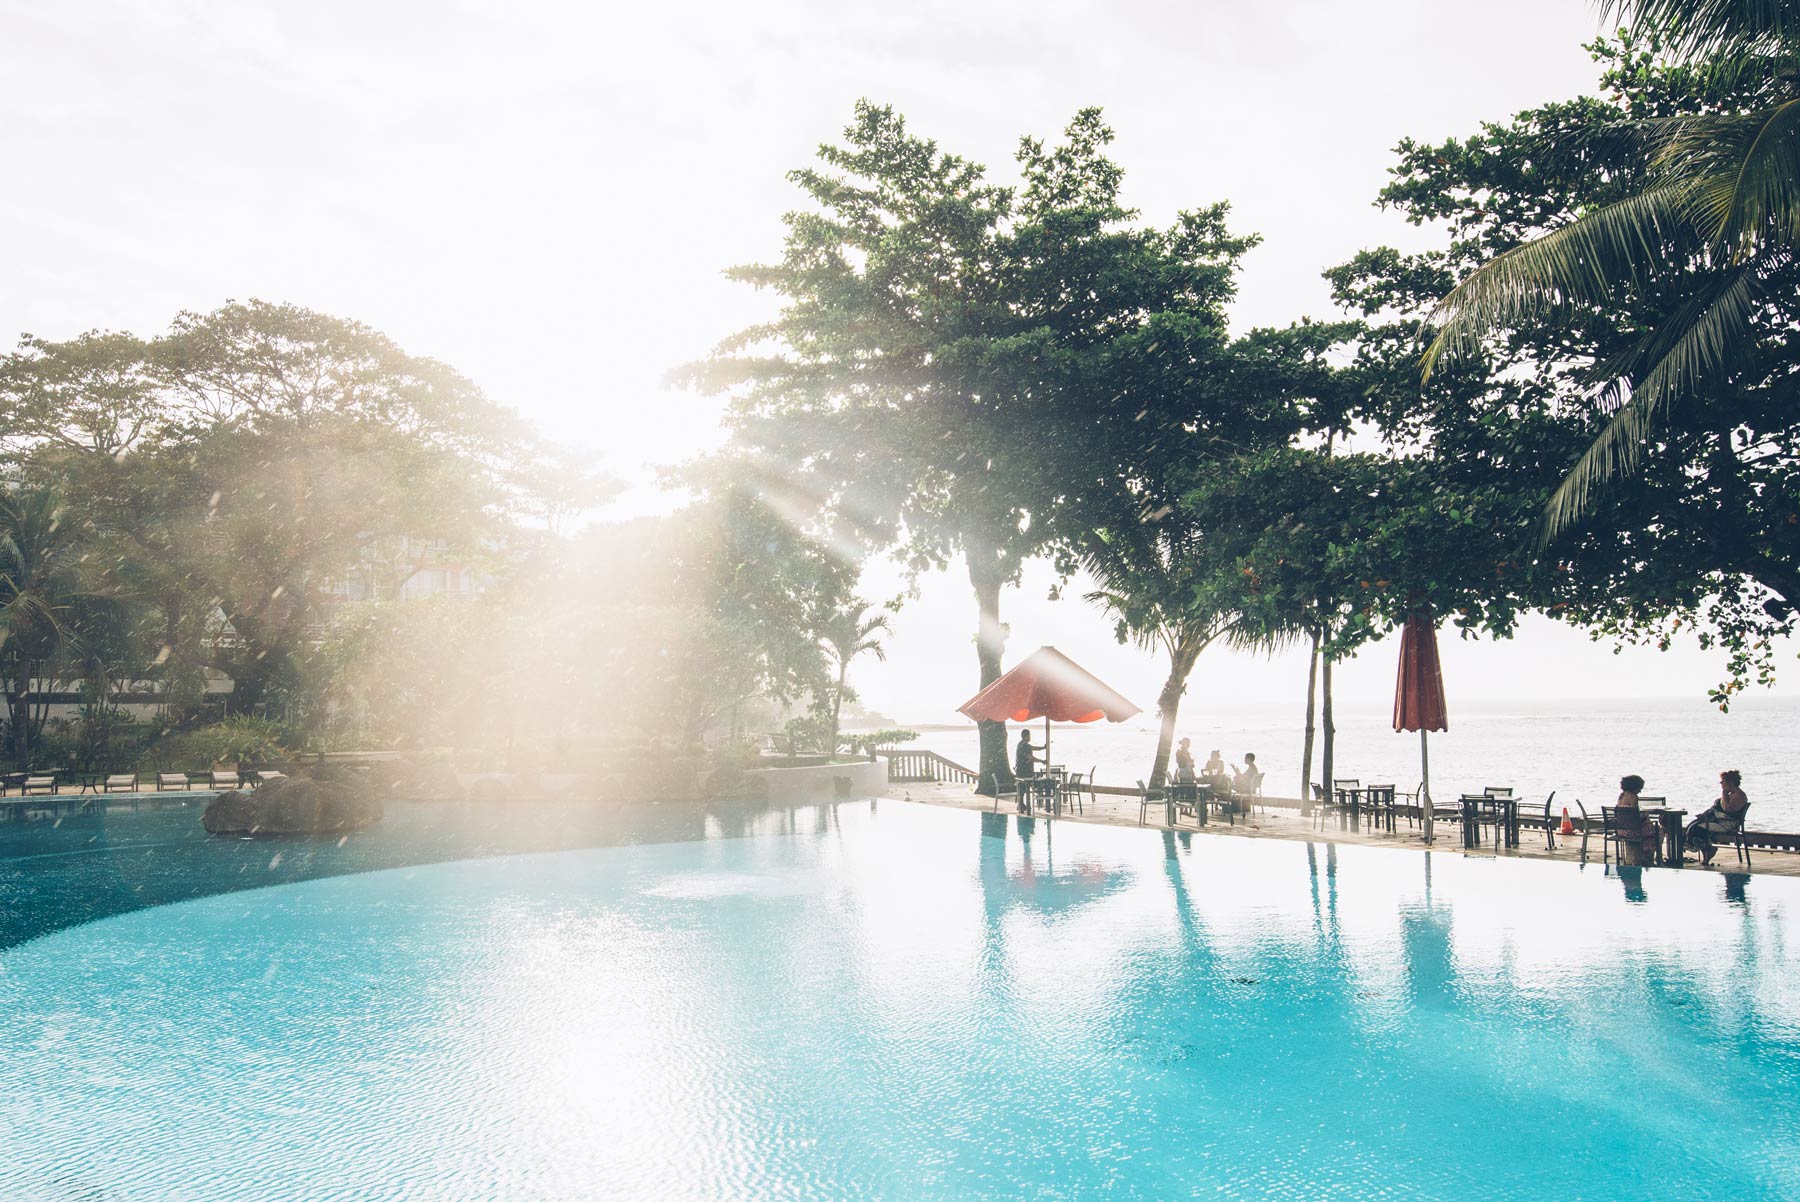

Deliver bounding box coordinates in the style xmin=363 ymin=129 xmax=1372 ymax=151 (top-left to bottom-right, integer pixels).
xmin=1559 ymin=807 xmax=1575 ymax=836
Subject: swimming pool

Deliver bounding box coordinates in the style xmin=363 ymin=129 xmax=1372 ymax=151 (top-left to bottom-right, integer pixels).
xmin=2 ymin=799 xmax=1795 ymax=1200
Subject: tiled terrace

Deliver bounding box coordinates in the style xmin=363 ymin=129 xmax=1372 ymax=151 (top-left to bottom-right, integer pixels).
xmin=890 ymin=781 xmax=1800 ymax=878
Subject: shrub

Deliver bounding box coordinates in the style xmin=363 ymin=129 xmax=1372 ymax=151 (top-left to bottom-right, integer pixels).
xmin=139 ymin=716 xmax=289 ymax=771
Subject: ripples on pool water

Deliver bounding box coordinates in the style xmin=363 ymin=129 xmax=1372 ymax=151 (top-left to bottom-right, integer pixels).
xmin=1 ymin=799 xmax=1796 ymax=1201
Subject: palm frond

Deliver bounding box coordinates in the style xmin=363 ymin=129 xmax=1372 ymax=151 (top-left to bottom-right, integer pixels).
xmin=1597 ymin=0 xmax=1800 ymax=61
xmin=1678 ymin=98 xmax=1800 ymax=254
xmin=1544 ymin=263 xmax=1762 ymax=537
xmin=1423 ymin=184 xmax=1693 ymax=378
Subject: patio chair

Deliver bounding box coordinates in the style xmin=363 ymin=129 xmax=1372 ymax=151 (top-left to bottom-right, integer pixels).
xmin=1167 ymin=781 xmax=1202 ymax=825
xmin=1135 ymin=779 xmax=1165 ymax=826
xmin=1362 ymin=784 xmax=1397 ymax=834
xmin=1210 ymin=784 xmax=1245 ymax=826
xmin=156 ymin=772 xmax=189 ymax=792
xmin=1692 ymin=802 xmax=1752 ymax=868
xmin=1484 ymin=786 xmax=1514 ymax=799
xmin=1235 ymin=767 xmax=1266 ymax=814
xmin=103 ymin=774 xmax=138 ymax=793
xmin=1061 ymin=770 xmax=1088 ymax=816
xmin=1458 ymin=794 xmax=1496 ymax=848
xmin=1536 ymin=790 xmax=1559 ymax=850
xmin=209 ymin=769 xmax=240 ymax=790
xmin=1312 ymin=782 xmax=1353 ymax=830
xmin=1601 ymin=806 xmax=1659 ymax=866
xmin=22 ymin=775 xmax=57 ymax=795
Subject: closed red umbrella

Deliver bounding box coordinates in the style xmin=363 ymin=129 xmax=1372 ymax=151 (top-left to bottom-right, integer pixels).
xmin=958 ymin=646 xmax=1140 ymax=767
xmin=1393 ymin=610 xmax=1449 ymax=843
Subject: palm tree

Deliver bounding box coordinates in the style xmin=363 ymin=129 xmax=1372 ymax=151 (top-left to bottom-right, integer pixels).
xmin=1425 ymin=1 xmax=1800 ymax=535
xmin=0 ymin=489 xmax=119 ymax=769
xmin=1079 ymin=518 xmax=1256 ymax=791
xmin=818 ymin=601 xmax=892 ymax=757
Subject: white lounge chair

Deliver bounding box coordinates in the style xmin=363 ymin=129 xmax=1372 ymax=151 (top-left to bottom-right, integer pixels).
xmin=104 ymin=774 xmax=139 ymax=792
xmin=156 ymin=772 xmax=189 ymax=791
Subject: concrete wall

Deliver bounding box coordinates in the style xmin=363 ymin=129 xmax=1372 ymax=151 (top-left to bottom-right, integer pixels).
xmin=750 ymin=758 xmax=886 ymax=801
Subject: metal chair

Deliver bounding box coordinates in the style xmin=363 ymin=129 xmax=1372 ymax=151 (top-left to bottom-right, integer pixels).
xmin=1136 ymin=780 xmax=1165 ymax=826
xmin=1311 ymin=783 xmax=1350 ymax=830
xmin=1692 ymin=802 xmax=1752 ymax=868
xmin=1362 ymin=784 xmax=1397 ymax=834
xmin=1601 ymin=806 xmax=1657 ymax=865
xmin=1062 ymin=771 xmax=1087 ymax=816
xmin=1538 ymin=790 xmax=1559 ymax=850
xmin=1169 ymin=781 xmax=1201 ymax=825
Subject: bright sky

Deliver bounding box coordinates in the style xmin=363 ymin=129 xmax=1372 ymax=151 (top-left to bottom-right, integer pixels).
xmin=3 ymin=0 xmax=1790 ymax=719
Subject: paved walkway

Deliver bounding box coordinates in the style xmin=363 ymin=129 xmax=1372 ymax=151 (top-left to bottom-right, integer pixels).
xmin=890 ymin=781 xmax=1800 ymax=878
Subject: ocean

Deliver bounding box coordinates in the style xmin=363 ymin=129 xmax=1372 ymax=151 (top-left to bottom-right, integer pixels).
xmin=903 ymin=696 xmax=1800 ymax=831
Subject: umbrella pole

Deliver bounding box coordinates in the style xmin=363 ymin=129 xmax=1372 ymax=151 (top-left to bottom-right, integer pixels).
xmin=1420 ymin=728 xmax=1434 ymax=845
xmin=1044 ymin=715 xmax=1051 ymax=769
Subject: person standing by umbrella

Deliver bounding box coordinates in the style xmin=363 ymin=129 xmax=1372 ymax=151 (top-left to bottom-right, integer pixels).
xmin=1013 ymin=729 xmax=1042 ymax=811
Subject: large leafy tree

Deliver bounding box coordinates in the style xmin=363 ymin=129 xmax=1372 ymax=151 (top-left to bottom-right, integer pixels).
xmin=690 ymin=102 xmax=1256 ymax=791
xmin=1339 ymin=35 xmax=1799 ymax=702
xmin=1181 ymin=445 xmax=1548 ymax=806
xmin=1426 ymin=8 xmax=1800 ymax=535
xmin=0 ymin=489 xmax=126 ymax=769
xmin=0 ymin=302 xmax=532 ymax=722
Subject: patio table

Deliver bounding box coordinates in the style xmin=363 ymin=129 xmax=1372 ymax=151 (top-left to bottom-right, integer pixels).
xmin=1458 ymin=796 xmax=1518 ymax=850
xmin=1167 ymin=782 xmax=1210 ymax=827
xmin=1642 ymin=807 xmax=1688 ymax=866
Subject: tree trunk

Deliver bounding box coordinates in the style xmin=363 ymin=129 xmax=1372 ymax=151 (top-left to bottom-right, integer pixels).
xmin=1300 ymin=626 xmax=1320 ymax=809
xmin=1148 ymin=640 xmax=1202 ymax=790
xmin=9 ymin=684 xmax=29 ymax=769
xmin=829 ymin=661 xmax=847 ymax=759
xmin=1320 ymin=651 xmax=1336 ymax=807
xmin=968 ymin=553 xmax=1011 ymax=795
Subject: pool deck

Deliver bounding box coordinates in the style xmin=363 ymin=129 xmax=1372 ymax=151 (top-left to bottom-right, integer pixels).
xmin=890 ymin=782 xmax=1800 ymax=877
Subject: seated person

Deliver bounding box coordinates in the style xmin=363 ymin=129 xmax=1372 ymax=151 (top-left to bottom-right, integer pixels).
xmin=1203 ymin=749 xmax=1227 ymax=777
xmin=1231 ymin=752 xmax=1263 ymax=796
xmin=1173 ymin=738 xmax=1197 ymax=785
xmin=1615 ymin=774 xmax=1661 ymax=866
xmin=1686 ymin=770 xmax=1749 ymax=866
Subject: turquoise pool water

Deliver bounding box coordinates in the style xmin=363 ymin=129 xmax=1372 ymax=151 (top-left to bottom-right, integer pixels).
xmin=2 ymin=799 xmax=1796 ymax=1200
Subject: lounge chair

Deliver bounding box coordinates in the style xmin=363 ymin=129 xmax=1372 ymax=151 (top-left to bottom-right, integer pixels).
xmin=22 ymin=775 xmax=57 ymax=795
xmin=156 ymin=772 xmax=189 ymax=791
xmin=209 ymin=769 xmax=240 ymax=790
xmin=251 ymin=769 xmax=287 ymax=788
xmin=103 ymin=774 xmax=138 ymax=792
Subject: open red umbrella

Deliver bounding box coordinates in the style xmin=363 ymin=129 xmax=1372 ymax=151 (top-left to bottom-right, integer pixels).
xmin=1393 ymin=610 xmax=1449 ymax=843
xmin=958 ymin=646 xmax=1140 ymax=767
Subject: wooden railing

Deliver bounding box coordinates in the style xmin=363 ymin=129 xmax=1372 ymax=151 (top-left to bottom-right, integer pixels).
xmin=876 ymin=750 xmax=980 ymax=786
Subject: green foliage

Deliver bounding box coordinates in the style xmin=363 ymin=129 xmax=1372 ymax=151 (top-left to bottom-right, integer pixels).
xmin=1421 ymin=19 xmax=1800 ymax=536
xmin=140 ymin=715 xmax=288 ymax=771
xmin=815 ymin=598 xmax=891 ymax=756
xmin=689 ymin=101 xmax=1263 ymax=787
xmin=845 ymin=728 xmax=918 ymax=752
xmin=1336 ymin=33 xmax=1800 ymax=703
